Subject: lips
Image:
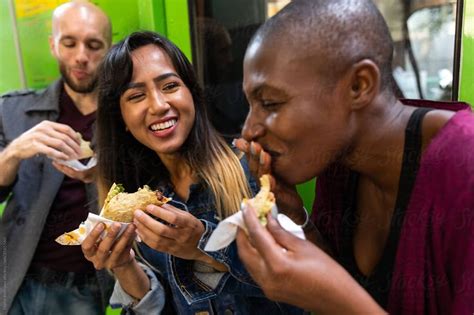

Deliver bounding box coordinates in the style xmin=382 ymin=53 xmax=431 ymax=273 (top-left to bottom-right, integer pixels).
xmin=148 ymin=118 xmax=178 ymax=138
xmin=261 ymin=146 xmax=281 ymax=158
xmin=71 ymin=69 xmax=89 ymax=80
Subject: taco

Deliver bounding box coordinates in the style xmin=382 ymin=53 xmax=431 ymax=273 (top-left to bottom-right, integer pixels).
xmin=243 ymin=174 xmax=275 ymax=225
xmin=100 ymin=183 xmax=171 ymax=223
xmin=77 ymin=133 xmax=94 ymax=159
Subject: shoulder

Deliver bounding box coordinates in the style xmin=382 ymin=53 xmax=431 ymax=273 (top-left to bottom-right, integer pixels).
xmin=417 ymin=111 xmax=474 ymax=221
xmin=1 ymin=89 xmax=37 ymax=98
xmin=0 ymin=81 xmax=60 ymax=111
xmin=0 ymin=88 xmax=43 ymax=112
xmin=422 ymin=110 xmax=474 ymax=173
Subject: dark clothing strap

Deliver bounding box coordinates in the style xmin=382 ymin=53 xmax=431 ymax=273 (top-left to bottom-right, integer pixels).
xmin=340 ymin=107 xmax=433 ymax=307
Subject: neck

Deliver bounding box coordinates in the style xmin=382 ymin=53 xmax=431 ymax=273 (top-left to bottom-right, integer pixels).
xmin=341 ymin=97 xmax=416 ymax=193
xmin=159 ymin=153 xmax=194 ymax=183
xmin=64 ymin=83 xmax=98 ymax=115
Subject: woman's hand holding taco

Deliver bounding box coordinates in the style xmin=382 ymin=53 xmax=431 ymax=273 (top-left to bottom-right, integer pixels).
xmin=134 ymin=203 xmax=228 ymax=271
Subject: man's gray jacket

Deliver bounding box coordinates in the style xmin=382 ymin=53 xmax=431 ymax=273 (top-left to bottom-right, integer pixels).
xmin=0 ymin=80 xmax=113 ymax=313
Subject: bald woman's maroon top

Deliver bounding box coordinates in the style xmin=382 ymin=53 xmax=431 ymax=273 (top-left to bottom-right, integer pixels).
xmin=313 ymin=100 xmax=474 ymax=314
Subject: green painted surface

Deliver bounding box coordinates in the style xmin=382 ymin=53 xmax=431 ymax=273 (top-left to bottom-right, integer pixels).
xmin=16 ymin=9 xmax=61 ymax=89
xmin=296 ymin=179 xmax=316 ymax=215
xmin=97 ymin=0 xmax=140 ymax=43
xmin=164 ymin=0 xmax=192 ymax=61
xmin=106 ymin=306 xmax=121 ymax=315
xmin=0 ymin=0 xmax=22 ymax=93
xmin=459 ymin=0 xmax=474 ymax=106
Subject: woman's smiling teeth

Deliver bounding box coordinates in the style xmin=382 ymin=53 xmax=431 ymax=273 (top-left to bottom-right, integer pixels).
xmin=150 ymin=119 xmax=177 ymax=131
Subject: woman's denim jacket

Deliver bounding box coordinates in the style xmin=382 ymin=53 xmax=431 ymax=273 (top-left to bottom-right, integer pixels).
xmin=111 ymin=157 xmax=305 ymax=315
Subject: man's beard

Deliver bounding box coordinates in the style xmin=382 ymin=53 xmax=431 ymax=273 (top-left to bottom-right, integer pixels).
xmin=59 ymin=64 xmax=97 ymax=94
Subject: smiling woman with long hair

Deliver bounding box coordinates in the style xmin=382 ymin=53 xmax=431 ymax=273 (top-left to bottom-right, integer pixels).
xmin=80 ymin=31 xmax=304 ymax=315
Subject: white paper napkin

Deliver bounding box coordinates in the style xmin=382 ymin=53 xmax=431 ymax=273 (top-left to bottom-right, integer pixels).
xmin=204 ymin=206 xmax=306 ymax=251
xmin=57 ymin=156 xmax=97 ymax=171
xmin=55 ymin=212 xmax=135 ymax=245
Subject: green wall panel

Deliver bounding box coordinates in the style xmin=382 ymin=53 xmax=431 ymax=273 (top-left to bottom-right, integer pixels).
xmin=0 ymin=0 xmax=192 ymax=94
xmin=459 ymin=0 xmax=474 ymax=106
xmin=0 ymin=0 xmax=22 ymax=94
xmin=297 ymin=179 xmax=316 ymax=215
xmin=164 ymin=0 xmax=192 ymax=61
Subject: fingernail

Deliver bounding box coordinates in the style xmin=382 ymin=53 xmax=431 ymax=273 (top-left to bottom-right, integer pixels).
xmin=259 ymin=150 xmax=265 ymax=165
xmin=111 ymin=223 xmax=120 ymax=232
xmin=96 ymin=223 xmax=104 ymax=232
xmin=250 ymin=142 xmax=257 ymax=155
xmin=134 ymin=210 xmax=143 ymax=218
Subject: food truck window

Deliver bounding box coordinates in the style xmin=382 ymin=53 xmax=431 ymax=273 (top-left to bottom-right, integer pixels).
xmin=189 ymin=0 xmax=459 ymax=139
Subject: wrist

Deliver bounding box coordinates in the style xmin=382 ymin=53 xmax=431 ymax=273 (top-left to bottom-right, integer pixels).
xmin=110 ymin=259 xmax=137 ymax=275
xmin=3 ymin=143 xmax=22 ymax=163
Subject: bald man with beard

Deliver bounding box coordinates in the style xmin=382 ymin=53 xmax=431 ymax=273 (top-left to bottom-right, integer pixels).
xmin=0 ymin=2 xmax=112 ymax=314
xmin=235 ymin=0 xmax=474 ymax=314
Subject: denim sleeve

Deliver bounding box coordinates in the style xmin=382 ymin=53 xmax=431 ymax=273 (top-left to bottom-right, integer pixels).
xmin=169 ymin=155 xmax=264 ymax=303
xmin=170 ymin=218 xmax=266 ymax=304
xmin=109 ymin=263 xmax=166 ymax=315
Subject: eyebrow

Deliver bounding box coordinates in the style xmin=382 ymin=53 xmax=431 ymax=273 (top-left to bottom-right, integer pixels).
xmin=246 ymin=83 xmax=287 ymax=99
xmin=125 ymin=73 xmax=180 ymax=90
xmin=59 ymin=35 xmax=104 ymax=44
xmin=59 ymin=35 xmax=76 ymax=41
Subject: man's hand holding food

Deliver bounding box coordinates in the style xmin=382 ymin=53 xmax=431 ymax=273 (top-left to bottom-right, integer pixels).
xmin=7 ymin=120 xmax=82 ymax=161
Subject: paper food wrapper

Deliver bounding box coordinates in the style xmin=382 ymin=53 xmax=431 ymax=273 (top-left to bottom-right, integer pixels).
xmin=55 ymin=212 xmax=134 ymax=245
xmin=204 ymin=207 xmax=306 ymax=251
xmin=57 ymin=156 xmax=97 ymax=171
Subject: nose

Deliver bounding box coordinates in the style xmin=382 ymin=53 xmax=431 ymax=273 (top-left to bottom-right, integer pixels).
xmin=148 ymin=90 xmax=170 ymax=115
xmin=241 ymin=108 xmax=265 ymax=142
xmin=75 ymin=44 xmax=89 ymax=65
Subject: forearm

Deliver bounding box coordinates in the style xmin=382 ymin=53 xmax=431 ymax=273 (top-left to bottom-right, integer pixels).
xmin=112 ymin=261 xmax=151 ymax=300
xmin=0 ymin=145 xmax=21 ymax=187
xmin=299 ymin=263 xmax=384 ymax=314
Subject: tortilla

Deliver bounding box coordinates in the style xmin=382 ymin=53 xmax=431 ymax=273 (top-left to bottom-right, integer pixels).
xmin=243 ymin=174 xmax=275 ymax=225
xmin=77 ymin=133 xmax=94 ymax=159
xmin=100 ymin=183 xmax=171 ymax=223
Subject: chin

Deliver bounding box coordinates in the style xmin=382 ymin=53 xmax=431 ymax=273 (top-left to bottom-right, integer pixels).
xmin=275 ymin=165 xmax=317 ymax=186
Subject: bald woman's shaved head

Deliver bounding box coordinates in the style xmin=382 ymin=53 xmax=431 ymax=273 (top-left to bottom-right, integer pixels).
xmin=251 ymin=0 xmax=394 ymax=90
xmin=52 ymin=1 xmax=112 ymax=44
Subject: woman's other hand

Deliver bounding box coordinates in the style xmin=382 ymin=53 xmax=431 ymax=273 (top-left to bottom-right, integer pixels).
xmin=134 ymin=204 xmax=205 ymax=260
xmin=134 ymin=203 xmax=227 ymax=271
xmin=81 ymin=222 xmax=136 ymax=271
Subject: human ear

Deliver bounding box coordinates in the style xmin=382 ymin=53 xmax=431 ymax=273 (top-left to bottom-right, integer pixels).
xmin=349 ymin=59 xmax=380 ymax=110
xmin=48 ymin=35 xmax=57 ymax=58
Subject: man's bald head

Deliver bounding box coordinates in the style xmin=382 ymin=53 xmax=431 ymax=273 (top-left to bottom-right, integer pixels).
xmin=52 ymin=1 xmax=112 ymax=45
xmin=250 ymin=0 xmax=394 ymax=91
xmin=49 ymin=1 xmax=112 ymax=94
